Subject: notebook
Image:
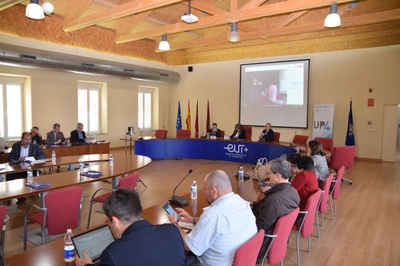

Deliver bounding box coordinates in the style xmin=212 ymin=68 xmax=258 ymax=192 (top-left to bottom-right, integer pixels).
xmin=72 ymin=225 xmax=115 ymax=263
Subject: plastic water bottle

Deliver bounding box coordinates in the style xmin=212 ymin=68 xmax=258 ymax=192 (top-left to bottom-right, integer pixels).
xmin=27 ymin=167 xmax=33 ymax=184
xmin=51 ymin=151 xmax=56 ymax=164
xmin=79 ymin=159 xmax=84 ymax=171
xmin=238 ymin=166 xmax=244 ymax=182
xmin=109 ymin=154 xmax=114 ymax=166
xmin=191 ymin=181 xmax=197 ymax=200
xmin=64 ymin=229 xmax=75 ymax=262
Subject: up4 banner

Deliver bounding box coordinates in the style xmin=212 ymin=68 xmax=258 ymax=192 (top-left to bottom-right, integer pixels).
xmin=312 ymin=104 xmax=334 ymax=139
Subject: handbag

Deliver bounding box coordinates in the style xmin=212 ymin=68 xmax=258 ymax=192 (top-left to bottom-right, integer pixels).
xmin=252 ymin=158 xmax=268 ymax=181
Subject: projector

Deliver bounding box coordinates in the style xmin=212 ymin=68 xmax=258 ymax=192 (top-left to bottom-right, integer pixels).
xmin=181 ymin=14 xmax=198 ymax=23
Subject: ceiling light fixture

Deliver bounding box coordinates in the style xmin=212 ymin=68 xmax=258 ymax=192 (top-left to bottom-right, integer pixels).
xmin=42 ymin=1 xmax=54 ymax=16
xmin=228 ymin=23 xmax=240 ymax=43
xmin=26 ymin=0 xmax=45 ymax=19
xmin=324 ymin=3 xmax=341 ymax=28
xmin=158 ymin=34 xmax=170 ymax=51
xmin=181 ymin=0 xmax=198 ymax=23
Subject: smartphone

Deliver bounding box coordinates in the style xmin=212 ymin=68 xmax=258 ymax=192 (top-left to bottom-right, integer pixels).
xmin=162 ymin=203 xmax=181 ymax=220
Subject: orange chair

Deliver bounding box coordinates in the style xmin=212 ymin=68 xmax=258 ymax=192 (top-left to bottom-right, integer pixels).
xmin=314 ymin=137 xmax=333 ymax=151
xmin=293 ymin=134 xmax=309 ymax=145
xmin=329 ymin=166 xmax=344 ymax=220
xmin=260 ymin=207 xmax=300 ymax=266
xmin=0 ymin=205 xmax=9 ymax=258
xmin=232 ymin=229 xmax=264 ymax=266
xmin=87 ymin=173 xmax=140 ymax=229
xmin=176 ymin=129 xmax=191 ymax=138
xmin=273 ymin=132 xmax=281 ymax=142
xmin=23 ymin=187 xmax=83 ymax=250
xmin=292 ymin=189 xmax=322 ymax=266
xmin=328 ymin=145 xmax=355 ymax=185
xmin=242 ymin=125 xmax=252 ymax=140
xmin=155 ymin=129 xmax=168 ymax=139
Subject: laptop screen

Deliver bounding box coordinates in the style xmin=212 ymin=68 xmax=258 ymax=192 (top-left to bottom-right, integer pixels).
xmin=72 ymin=225 xmax=115 ymax=262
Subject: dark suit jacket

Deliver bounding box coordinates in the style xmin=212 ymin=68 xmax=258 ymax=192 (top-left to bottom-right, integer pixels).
xmin=260 ymin=129 xmax=275 ymax=141
xmin=208 ymin=128 xmax=221 ymax=138
xmin=91 ymin=220 xmax=185 ymax=266
xmin=230 ymin=129 xmax=246 ymax=140
xmin=46 ymin=131 xmax=65 ymax=145
xmin=70 ymin=130 xmax=86 ymax=143
xmin=8 ymin=141 xmax=47 ymax=163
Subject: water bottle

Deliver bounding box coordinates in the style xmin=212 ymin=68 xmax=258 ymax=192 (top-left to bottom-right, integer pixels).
xmin=109 ymin=154 xmax=114 ymax=166
xmin=79 ymin=159 xmax=84 ymax=171
xmin=51 ymin=151 xmax=56 ymax=164
xmin=27 ymin=167 xmax=33 ymax=184
xmin=191 ymin=181 xmax=197 ymax=200
xmin=238 ymin=166 xmax=244 ymax=182
xmin=64 ymin=229 xmax=75 ymax=262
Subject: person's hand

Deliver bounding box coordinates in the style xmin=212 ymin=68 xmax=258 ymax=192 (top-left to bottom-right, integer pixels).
xmin=75 ymin=252 xmax=93 ymax=266
xmin=175 ymin=208 xmax=194 ymax=224
xmin=261 ymin=185 xmax=271 ymax=193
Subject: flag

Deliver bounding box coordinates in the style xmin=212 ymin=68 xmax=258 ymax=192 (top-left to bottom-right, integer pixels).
xmin=186 ymin=100 xmax=191 ymax=135
xmin=176 ymin=101 xmax=182 ymax=130
xmin=345 ymin=100 xmax=355 ymax=146
xmin=206 ymin=100 xmax=210 ymax=131
xmin=195 ymin=100 xmax=199 ymax=138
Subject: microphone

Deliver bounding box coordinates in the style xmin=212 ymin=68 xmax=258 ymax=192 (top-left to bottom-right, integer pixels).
xmin=138 ymin=127 xmax=143 ymax=140
xmin=169 ymin=169 xmax=193 ymax=206
xmin=289 ymin=131 xmax=297 ymax=147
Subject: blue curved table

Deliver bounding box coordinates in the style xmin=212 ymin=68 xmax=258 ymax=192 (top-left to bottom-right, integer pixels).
xmin=134 ymin=138 xmax=296 ymax=164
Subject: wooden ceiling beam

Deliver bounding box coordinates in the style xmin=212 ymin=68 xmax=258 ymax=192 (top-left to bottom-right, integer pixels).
xmin=116 ymin=11 xmax=152 ymax=35
xmin=187 ymin=0 xmax=227 ymax=15
xmin=64 ymin=0 xmax=94 ymax=21
xmin=0 ymin=0 xmax=23 ymax=11
xmin=63 ymin=0 xmax=184 ymax=32
xmin=116 ymin=0 xmax=355 ymax=43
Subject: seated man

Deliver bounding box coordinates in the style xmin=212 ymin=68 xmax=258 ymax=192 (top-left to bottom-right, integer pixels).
xmin=259 ymin=122 xmax=274 ymax=141
xmin=76 ymin=188 xmax=186 ymax=266
xmin=208 ymin=123 xmax=222 ymax=138
xmin=70 ymin=123 xmax=86 ymax=143
xmin=30 ymin=126 xmax=43 ymax=146
xmin=252 ymin=158 xmax=300 ymax=264
xmin=168 ymin=170 xmax=257 ymax=266
xmin=46 ymin=123 xmax=65 ymax=145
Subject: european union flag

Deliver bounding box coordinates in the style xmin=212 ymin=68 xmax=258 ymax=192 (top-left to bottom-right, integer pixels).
xmin=176 ymin=101 xmax=182 ymax=130
xmin=345 ymin=100 xmax=355 ymax=146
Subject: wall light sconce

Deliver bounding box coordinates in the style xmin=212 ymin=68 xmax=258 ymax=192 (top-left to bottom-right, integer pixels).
xmin=228 ymin=23 xmax=240 ymax=43
xmin=158 ymin=34 xmax=170 ymax=51
xmin=26 ymin=0 xmax=45 ymax=19
xmin=324 ymin=3 xmax=341 ymax=27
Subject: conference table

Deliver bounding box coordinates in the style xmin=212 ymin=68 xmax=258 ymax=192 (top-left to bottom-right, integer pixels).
xmin=134 ymin=138 xmax=297 ymax=164
xmin=4 ymin=176 xmax=263 ymax=266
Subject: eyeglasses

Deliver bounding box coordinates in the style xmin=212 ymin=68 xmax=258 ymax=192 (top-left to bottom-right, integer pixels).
xmin=266 ymin=171 xmax=277 ymax=176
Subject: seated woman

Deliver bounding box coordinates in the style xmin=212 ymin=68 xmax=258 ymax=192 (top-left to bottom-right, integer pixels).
xmin=229 ymin=123 xmax=246 ymax=140
xmin=308 ymin=140 xmax=330 ymax=188
xmin=286 ymin=154 xmax=319 ymax=211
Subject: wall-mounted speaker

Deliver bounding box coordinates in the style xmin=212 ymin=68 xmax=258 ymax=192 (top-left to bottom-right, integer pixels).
xmin=188 ymin=66 xmax=193 ymax=72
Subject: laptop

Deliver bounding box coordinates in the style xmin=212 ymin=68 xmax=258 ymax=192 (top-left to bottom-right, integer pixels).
xmin=72 ymin=224 xmax=115 ymax=263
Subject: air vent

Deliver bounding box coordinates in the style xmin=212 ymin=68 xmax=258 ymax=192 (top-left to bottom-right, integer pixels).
xmin=124 ymin=68 xmax=134 ymax=73
xmin=82 ymin=63 xmax=95 ymax=68
xmin=20 ymin=54 xmax=37 ymax=60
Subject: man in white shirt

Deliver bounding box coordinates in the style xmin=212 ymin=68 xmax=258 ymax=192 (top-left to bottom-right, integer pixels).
xmin=168 ymin=170 xmax=257 ymax=266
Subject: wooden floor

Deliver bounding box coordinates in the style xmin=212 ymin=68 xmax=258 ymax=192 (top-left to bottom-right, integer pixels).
xmin=3 ymin=147 xmax=400 ymax=266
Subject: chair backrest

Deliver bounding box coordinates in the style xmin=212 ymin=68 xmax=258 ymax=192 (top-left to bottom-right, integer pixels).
xmin=45 ymin=187 xmax=83 ymax=235
xmin=220 ymin=130 xmax=225 ymax=138
xmin=328 ymin=146 xmax=356 ymax=170
xmin=155 ymin=129 xmax=168 ymax=139
xmin=176 ymin=129 xmax=190 ymax=138
xmin=267 ymin=207 xmax=300 ymax=265
xmin=0 ymin=205 xmax=7 ymax=256
xmin=293 ymin=134 xmax=309 ymax=144
xmin=242 ymin=125 xmax=252 ymax=140
xmin=118 ymin=173 xmax=140 ymax=189
xmin=315 ymin=137 xmax=333 ymax=151
xmin=319 ymin=174 xmax=333 ymax=213
xmin=273 ymin=132 xmax=281 ymax=142
xmin=232 ymin=229 xmax=265 ymax=266
xmin=300 ymin=189 xmax=322 ymax=238
xmin=331 ymin=166 xmax=344 ymax=200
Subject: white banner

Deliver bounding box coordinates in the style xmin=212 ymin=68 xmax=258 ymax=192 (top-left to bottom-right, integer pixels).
xmin=312 ymin=104 xmax=334 ymax=139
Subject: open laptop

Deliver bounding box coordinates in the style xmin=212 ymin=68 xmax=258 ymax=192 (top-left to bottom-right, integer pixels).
xmin=72 ymin=224 xmax=115 ymax=263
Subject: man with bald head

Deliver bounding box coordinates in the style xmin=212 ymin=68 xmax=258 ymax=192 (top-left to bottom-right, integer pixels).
xmin=168 ymin=170 xmax=257 ymax=266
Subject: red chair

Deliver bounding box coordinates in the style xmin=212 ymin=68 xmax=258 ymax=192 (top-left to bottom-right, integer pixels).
xmin=273 ymin=132 xmax=281 ymax=142
xmin=260 ymin=207 xmax=300 ymax=266
xmin=219 ymin=130 xmax=225 ymax=138
xmin=0 ymin=206 xmax=9 ymax=258
xmin=232 ymin=229 xmax=264 ymax=266
xmin=176 ymin=129 xmax=191 ymax=138
xmin=314 ymin=137 xmax=333 ymax=151
xmin=328 ymin=145 xmax=355 ymax=185
xmin=87 ymin=173 xmax=139 ymax=229
xmin=329 ymin=166 xmax=344 ymax=221
xmin=293 ymin=134 xmax=309 ymax=145
xmin=317 ymin=174 xmax=333 ymax=235
xmin=292 ymin=189 xmax=322 ymax=266
xmin=155 ymin=129 xmax=168 ymax=139
xmin=23 ymin=187 xmax=83 ymax=250
xmin=242 ymin=125 xmax=252 ymax=140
